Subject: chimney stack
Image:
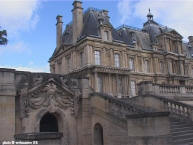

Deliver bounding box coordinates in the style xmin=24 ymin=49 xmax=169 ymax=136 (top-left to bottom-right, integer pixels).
xmin=56 ymin=15 xmax=63 ymax=49
xmin=188 ymin=36 xmax=193 ymax=46
xmin=72 ymin=0 xmax=83 ymax=44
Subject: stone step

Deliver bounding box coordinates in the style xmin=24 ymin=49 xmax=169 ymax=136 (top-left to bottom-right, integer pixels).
xmin=172 ymin=137 xmax=193 ymax=145
xmin=172 ymin=133 xmax=193 ymax=140
xmin=170 ymin=117 xmax=193 ymax=145
xmin=171 ymin=126 xmax=193 ymax=132
xmin=171 ymin=122 xmax=193 ymax=127
xmin=172 ymin=129 xmax=193 ymax=136
xmin=171 ymin=123 xmax=193 ymax=127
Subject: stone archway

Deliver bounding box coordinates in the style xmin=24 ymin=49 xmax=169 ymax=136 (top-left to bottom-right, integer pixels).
xmin=94 ymin=123 xmax=104 ymax=145
xmin=40 ymin=112 xmax=58 ymax=132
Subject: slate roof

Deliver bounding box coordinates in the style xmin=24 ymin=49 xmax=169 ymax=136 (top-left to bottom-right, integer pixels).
xmin=117 ymin=25 xmax=152 ymax=50
xmin=183 ymin=42 xmax=193 ymax=58
xmin=51 ymin=7 xmax=193 ymax=60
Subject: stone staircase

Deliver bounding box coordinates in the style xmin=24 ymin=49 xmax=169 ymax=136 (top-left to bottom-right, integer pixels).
xmin=170 ymin=117 xmax=193 ymax=145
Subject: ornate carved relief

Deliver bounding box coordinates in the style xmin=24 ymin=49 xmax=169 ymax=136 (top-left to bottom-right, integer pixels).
xmin=22 ymin=78 xmax=75 ymax=115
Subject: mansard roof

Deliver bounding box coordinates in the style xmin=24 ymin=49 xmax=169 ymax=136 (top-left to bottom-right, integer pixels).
xmin=62 ymin=7 xmax=123 ymax=44
xmin=117 ymin=25 xmax=152 ymax=50
xmin=52 ymin=7 xmax=193 ymax=60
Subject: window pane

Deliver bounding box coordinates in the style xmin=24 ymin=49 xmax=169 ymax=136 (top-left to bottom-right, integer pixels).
xmin=66 ymin=56 xmax=70 ymax=71
xmin=80 ymin=52 xmax=83 ymax=66
xmin=160 ymin=61 xmax=164 ymax=73
xmin=192 ymin=67 xmax=193 ymax=77
xmin=129 ymin=58 xmax=134 ymax=71
xmin=94 ymin=51 xmax=101 ymax=65
xmin=144 ymin=60 xmax=150 ymax=73
xmin=114 ymin=54 xmax=120 ymax=67
xmin=104 ymin=31 xmax=108 ymax=41
xmin=97 ymin=76 xmax=103 ymax=92
xmin=117 ymin=76 xmax=122 ymax=94
xmin=130 ymin=81 xmax=136 ymax=97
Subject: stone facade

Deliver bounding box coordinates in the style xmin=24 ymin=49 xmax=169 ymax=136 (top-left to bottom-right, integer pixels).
xmin=49 ymin=1 xmax=193 ymax=98
xmin=0 ymin=68 xmax=172 ymax=145
xmin=1 ymin=1 xmax=193 ymax=145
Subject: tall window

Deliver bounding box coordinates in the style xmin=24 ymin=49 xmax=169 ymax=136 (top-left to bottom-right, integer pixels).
xmin=114 ymin=54 xmax=120 ymax=67
xmin=80 ymin=52 xmax=84 ymax=66
xmin=129 ymin=58 xmax=134 ymax=71
xmin=66 ymin=56 xmax=70 ymax=71
xmin=144 ymin=59 xmax=150 ymax=73
xmin=117 ymin=76 xmax=123 ymax=95
xmin=58 ymin=63 xmax=62 ymax=73
xmin=97 ymin=76 xmax=103 ymax=92
xmin=168 ymin=61 xmax=172 ymax=73
xmin=160 ymin=61 xmax=164 ymax=73
xmin=94 ymin=51 xmax=101 ymax=65
xmin=185 ymin=64 xmax=189 ymax=75
xmin=192 ymin=67 xmax=193 ymax=77
xmin=104 ymin=31 xmax=109 ymax=41
xmin=130 ymin=81 xmax=136 ymax=97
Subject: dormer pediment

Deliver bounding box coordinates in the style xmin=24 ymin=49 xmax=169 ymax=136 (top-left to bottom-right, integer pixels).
xmin=170 ymin=29 xmax=183 ymax=39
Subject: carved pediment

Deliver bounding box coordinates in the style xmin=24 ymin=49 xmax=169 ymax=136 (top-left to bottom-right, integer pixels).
xmin=25 ymin=78 xmax=74 ymax=112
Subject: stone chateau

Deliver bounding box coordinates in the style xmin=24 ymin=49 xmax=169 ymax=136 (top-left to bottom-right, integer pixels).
xmin=1 ymin=1 xmax=193 ymax=145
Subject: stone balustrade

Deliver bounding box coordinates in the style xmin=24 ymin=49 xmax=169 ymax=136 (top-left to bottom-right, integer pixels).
xmin=149 ymin=95 xmax=193 ymax=121
xmin=138 ymin=81 xmax=193 ymax=99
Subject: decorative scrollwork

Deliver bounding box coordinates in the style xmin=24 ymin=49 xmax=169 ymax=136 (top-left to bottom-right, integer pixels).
xmin=24 ymin=78 xmax=75 ymax=114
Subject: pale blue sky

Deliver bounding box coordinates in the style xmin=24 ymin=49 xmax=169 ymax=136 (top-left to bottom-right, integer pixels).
xmin=0 ymin=0 xmax=193 ymax=72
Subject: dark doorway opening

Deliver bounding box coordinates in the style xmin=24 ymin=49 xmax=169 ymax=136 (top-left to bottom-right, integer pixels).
xmin=94 ymin=123 xmax=104 ymax=145
xmin=40 ymin=113 xmax=58 ymax=132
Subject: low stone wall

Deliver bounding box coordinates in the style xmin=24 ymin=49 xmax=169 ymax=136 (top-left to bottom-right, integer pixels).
xmin=14 ymin=132 xmax=63 ymax=145
xmin=127 ymin=112 xmax=171 ymax=145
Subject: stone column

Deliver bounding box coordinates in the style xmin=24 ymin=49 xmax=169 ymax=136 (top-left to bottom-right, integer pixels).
xmin=179 ymin=60 xmax=184 ymax=75
xmin=84 ymin=45 xmax=90 ymax=66
xmin=94 ymin=72 xmax=98 ymax=92
xmin=81 ymin=79 xmax=92 ymax=145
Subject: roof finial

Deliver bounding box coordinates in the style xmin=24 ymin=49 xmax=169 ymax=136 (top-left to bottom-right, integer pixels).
xmin=147 ymin=8 xmax=153 ymax=21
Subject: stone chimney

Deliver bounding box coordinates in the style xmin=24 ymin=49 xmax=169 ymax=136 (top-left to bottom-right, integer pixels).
xmin=72 ymin=0 xmax=83 ymax=44
xmin=56 ymin=15 xmax=63 ymax=49
xmin=188 ymin=36 xmax=193 ymax=46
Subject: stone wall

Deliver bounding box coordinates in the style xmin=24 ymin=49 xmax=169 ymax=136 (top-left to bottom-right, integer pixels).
xmin=127 ymin=112 xmax=171 ymax=145
xmin=0 ymin=68 xmax=16 ymax=142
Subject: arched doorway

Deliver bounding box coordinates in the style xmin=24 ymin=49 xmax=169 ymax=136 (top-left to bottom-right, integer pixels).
xmin=94 ymin=123 xmax=104 ymax=145
xmin=40 ymin=113 xmax=58 ymax=132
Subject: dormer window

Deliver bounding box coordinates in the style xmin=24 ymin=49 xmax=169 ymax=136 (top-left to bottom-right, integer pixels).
xmin=104 ymin=31 xmax=109 ymax=41
xmin=129 ymin=32 xmax=137 ymax=45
